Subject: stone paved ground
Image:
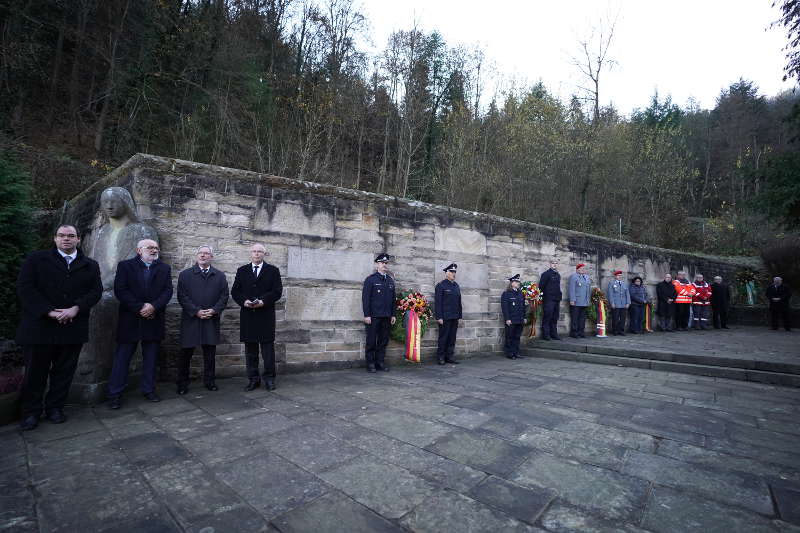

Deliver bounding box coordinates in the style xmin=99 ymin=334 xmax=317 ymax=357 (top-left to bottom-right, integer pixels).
xmin=3 ymin=353 xmax=800 ymax=532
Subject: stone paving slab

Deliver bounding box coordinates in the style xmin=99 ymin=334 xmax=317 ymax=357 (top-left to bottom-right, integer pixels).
xmin=2 ymin=348 xmax=800 ymax=532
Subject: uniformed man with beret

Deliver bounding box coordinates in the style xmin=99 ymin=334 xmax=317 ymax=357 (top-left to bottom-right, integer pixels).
xmin=435 ymin=263 xmax=462 ymax=365
xmin=607 ymin=270 xmax=630 ymax=336
xmin=568 ymin=263 xmax=591 ymax=338
xmin=361 ymin=253 xmax=397 ymax=372
xmin=501 ymin=274 xmax=527 ymax=359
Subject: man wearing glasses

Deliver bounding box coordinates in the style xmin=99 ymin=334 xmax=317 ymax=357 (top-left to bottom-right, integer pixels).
xmin=107 ymin=239 xmax=173 ymax=409
xmin=16 ymin=225 xmax=102 ymax=430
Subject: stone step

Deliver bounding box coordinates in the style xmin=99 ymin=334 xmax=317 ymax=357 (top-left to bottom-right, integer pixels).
xmin=519 ymin=347 xmax=800 ymax=388
xmin=520 ymin=341 xmax=800 ymax=376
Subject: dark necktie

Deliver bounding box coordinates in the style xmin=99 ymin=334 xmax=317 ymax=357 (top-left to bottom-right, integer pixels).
xmin=253 ymin=265 xmax=259 ymax=277
xmin=202 ymin=268 xmax=209 ymax=277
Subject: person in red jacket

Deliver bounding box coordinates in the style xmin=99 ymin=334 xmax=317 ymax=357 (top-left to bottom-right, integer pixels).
xmin=672 ymin=271 xmax=696 ymax=331
xmin=691 ymin=274 xmax=712 ymax=330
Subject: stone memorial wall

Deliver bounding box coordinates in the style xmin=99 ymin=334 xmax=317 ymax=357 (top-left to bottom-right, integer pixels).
xmin=63 ymin=154 xmax=754 ymax=397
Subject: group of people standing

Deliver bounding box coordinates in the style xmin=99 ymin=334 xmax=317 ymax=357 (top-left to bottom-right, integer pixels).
xmin=15 ymin=228 xmax=794 ymax=432
xmin=15 ymin=227 xmax=284 ymax=430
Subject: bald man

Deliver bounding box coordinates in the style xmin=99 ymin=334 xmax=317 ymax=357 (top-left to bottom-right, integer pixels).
xmin=107 ymin=239 xmax=173 ymax=409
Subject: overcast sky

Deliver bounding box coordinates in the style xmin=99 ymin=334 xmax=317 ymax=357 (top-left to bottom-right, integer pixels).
xmin=359 ymin=0 xmax=796 ymax=115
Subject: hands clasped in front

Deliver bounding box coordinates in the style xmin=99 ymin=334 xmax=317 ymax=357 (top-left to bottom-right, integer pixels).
xmin=243 ymin=299 xmax=264 ymax=309
xmin=48 ymin=305 xmax=79 ymax=324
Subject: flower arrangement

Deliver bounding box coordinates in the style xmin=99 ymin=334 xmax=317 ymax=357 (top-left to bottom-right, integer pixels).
xmin=520 ymin=281 xmax=543 ymax=336
xmin=587 ymin=287 xmax=609 ymax=325
xmin=390 ymin=290 xmax=434 ymax=344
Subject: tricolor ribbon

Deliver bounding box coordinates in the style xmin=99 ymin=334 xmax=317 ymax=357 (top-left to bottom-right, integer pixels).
xmin=644 ymin=302 xmax=653 ymax=332
xmin=596 ymin=300 xmax=608 ymax=337
xmin=404 ymin=309 xmax=422 ymax=363
xmin=527 ymin=301 xmax=539 ymax=338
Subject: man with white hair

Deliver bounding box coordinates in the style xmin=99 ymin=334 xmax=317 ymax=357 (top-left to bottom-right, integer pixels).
xmin=231 ymin=243 xmax=283 ymax=390
xmin=176 ymin=246 xmax=229 ymax=394
xmin=107 ymin=239 xmax=173 ymax=409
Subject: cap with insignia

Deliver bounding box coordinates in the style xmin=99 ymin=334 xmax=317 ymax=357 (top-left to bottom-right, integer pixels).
xmin=576 ymin=263 xmax=585 ymax=269
xmin=374 ymin=253 xmax=390 ymax=263
xmin=443 ymin=263 xmax=458 ymax=272
xmin=508 ymin=274 xmax=521 ymax=282
xmin=613 ymin=270 xmax=623 ymax=275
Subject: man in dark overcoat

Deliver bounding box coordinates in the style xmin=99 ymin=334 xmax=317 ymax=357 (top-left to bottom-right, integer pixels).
xmin=230 ymin=243 xmax=283 ymax=391
xmin=710 ymin=276 xmax=731 ymax=329
xmin=361 ymin=253 xmax=396 ymax=373
xmin=655 ymin=273 xmax=677 ymax=332
xmin=176 ymin=245 xmax=229 ymax=394
xmin=539 ymin=259 xmax=562 ymax=340
xmin=107 ymin=238 xmax=173 ymax=408
xmin=434 ymin=263 xmax=462 ymax=365
xmin=16 ymin=225 xmax=102 ymax=430
xmin=766 ymin=277 xmax=792 ymax=331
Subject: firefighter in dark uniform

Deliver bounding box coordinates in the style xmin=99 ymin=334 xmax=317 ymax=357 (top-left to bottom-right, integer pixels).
xmin=361 ymin=253 xmax=396 ymax=372
xmin=501 ymin=274 xmax=527 ymax=360
xmin=435 ymin=263 xmax=462 ymax=365
xmin=539 ymin=259 xmax=562 ymax=340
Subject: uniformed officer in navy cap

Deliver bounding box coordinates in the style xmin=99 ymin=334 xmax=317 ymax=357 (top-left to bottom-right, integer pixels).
xmin=434 ymin=263 xmax=462 ymax=365
xmin=501 ymin=274 xmax=527 ymax=359
xmin=361 ymin=253 xmax=396 ymax=372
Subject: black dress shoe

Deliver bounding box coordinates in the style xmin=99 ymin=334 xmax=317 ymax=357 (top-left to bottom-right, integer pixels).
xmin=551 ymin=336 xmax=562 ymax=341
xmin=144 ymin=392 xmax=161 ymax=403
xmin=437 ymin=359 xmax=446 ymax=365
xmin=205 ymin=383 xmax=218 ymax=392
xmin=377 ymin=364 xmax=390 ymax=372
xmin=47 ymin=408 xmax=66 ymax=424
xmin=569 ymin=334 xmax=578 ymax=338
xmin=20 ymin=415 xmax=39 ymax=431
xmin=109 ymin=397 xmax=122 ymax=410
xmin=722 ymin=326 xmax=730 ymax=329
xmin=244 ymin=380 xmax=261 ymax=391
xmin=177 ymin=386 xmax=188 ymax=395
xmin=265 ymin=380 xmax=276 ymax=391
xmin=506 ymin=355 xmax=515 ymax=359
xmin=367 ymin=364 xmax=376 ymax=373
xmin=515 ymin=353 xmax=526 ymax=358
xmin=577 ymin=333 xmax=586 ymax=338
xmin=618 ymin=333 xmax=625 ymax=336
xmin=445 ymin=359 xmax=460 ymax=364
xmin=541 ymin=337 xmax=551 ymax=341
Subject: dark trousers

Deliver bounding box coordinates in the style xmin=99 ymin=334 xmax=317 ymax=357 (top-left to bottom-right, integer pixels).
xmin=629 ymin=304 xmax=644 ymax=333
xmin=692 ymin=305 xmax=709 ymax=329
xmin=541 ymin=299 xmax=560 ymax=338
xmin=657 ymin=304 xmax=674 ymax=330
xmin=177 ymin=345 xmax=217 ymax=386
xmin=569 ymin=305 xmax=587 ymax=336
xmin=20 ymin=344 xmax=81 ymax=417
xmin=675 ymin=304 xmax=691 ymax=329
xmin=108 ymin=341 xmax=160 ymax=397
xmin=504 ymin=323 xmax=523 ymax=356
xmin=770 ymin=306 xmax=792 ymax=330
xmin=712 ymin=305 xmax=728 ymax=328
xmin=245 ymin=342 xmax=275 ymax=381
xmin=610 ymin=307 xmax=626 ymax=335
xmin=437 ymin=319 xmax=459 ymax=362
xmin=364 ymin=317 xmax=391 ymax=367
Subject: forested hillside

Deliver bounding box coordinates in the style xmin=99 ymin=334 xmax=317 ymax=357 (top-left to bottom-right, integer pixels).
xmin=2 ymin=0 xmax=799 ymax=255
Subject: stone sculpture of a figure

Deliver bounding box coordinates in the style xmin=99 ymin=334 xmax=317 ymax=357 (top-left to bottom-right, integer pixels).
xmin=73 ymin=187 xmax=158 ymax=402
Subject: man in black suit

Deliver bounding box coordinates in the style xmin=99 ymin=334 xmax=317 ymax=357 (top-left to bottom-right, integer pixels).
xmin=539 ymin=259 xmax=562 ymax=340
xmin=766 ymin=277 xmax=792 ymax=331
xmin=710 ymin=276 xmax=731 ymax=329
xmin=16 ymin=225 xmax=102 ymax=430
xmin=231 ymin=243 xmax=283 ymax=391
xmin=107 ymin=239 xmax=173 ymax=408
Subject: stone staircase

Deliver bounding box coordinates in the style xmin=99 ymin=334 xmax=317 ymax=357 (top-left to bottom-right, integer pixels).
xmin=520 ymin=340 xmax=800 ymax=387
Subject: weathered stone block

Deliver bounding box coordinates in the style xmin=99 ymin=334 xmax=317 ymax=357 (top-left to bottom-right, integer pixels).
xmin=285 ymin=287 xmax=363 ymax=321
xmin=434 ymin=227 xmax=487 ymax=255
xmin=253 ymin=201 xmax=335 ymax=238
xmin=287 ymin=247 xmax=374 ymax=282
xmin=433 ymin=261 xmax=489 ymax=289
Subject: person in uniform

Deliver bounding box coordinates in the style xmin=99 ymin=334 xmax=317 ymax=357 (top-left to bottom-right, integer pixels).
xmin=655 ymin=273 xmax=677 ymax=332
xmin=691 ymin=274 xmax=712 ymax=330
xmin=501 ymin=274 xmax=527 ymax=359
xmin=435 ymin=263 xmax=462 ymax=365
xmin=567 ymin=263 xmax=591 ymax=338
xmin=230 ymin=243 xmax=283 ymax=391
xmin=108 ymin=239 xmax=173 ymax=409
xmin=606 ymin=270 xmax=630 ymax=335
xmin=176 ymin=245 xmax=229 ymax=394
xmin=628 ymin=276 xmax=648 ymax=334
xmin=16 ymin=225 xmax=102 ymax=430
xmin=672 ymin=271 xmax=696 ymax=331
xmin=538 ymin=259 xmax=562 ymax=340
xmin=361 ymin=253 xmax=397 ymax=372
xmin=766 ymin=277 xmax=792 ymax=331
xmin=710 ymin=275 xmax=731 ymax=329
